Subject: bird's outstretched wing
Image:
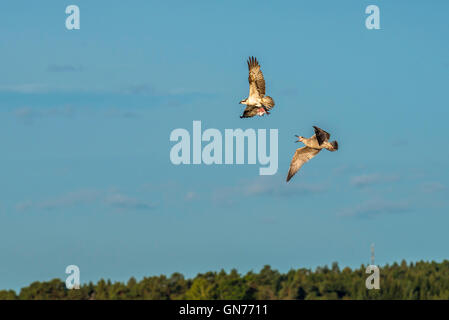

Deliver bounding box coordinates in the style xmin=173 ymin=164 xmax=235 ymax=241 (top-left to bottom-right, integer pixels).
xmin=313 ymin=126 xmax=331 ymax=145
xmin=247 ymin=56 xmax=266 ymax=99
xmin=286 ymin=147 xmax=321 ymax=182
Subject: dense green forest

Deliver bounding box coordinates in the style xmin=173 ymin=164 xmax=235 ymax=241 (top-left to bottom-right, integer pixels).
xmin=1 ymin=260 xmax=449 ymax=300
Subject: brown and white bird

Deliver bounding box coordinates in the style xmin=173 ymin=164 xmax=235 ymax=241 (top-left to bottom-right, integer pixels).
xmin=239 ymin=56 xmax=275 ymax=118
xmin=286 ymin=126 xmax=339 ymax=182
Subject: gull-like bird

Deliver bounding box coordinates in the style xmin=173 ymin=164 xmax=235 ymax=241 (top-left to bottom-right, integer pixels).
xmin=286 ymin=126 xmax=339 ymax=182
xmin=239 ymin=56 xmax=275 ymax=118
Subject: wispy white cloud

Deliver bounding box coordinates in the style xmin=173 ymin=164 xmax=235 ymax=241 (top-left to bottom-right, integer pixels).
xmin=13 ymin=106 xmax=75 ymax=123
xmin=332 ymin=164 xmax=367 ymax=176
xmin=350 ymin=173 xmax=399 ymax=188
xmin=15 ymin=200 xmax=34 ymax=211
xmin=103 ymin=107 xmax=141 ymax=119
xmin=184 ymin=191 xmax=198 ymax=201
xmin=12 ymin=106 xmax=141 ymax=123
xmin=104 ymin=193 xmax=154 ymax=210
xmin=212 ymin=176 xmax=327 ymax=206
xmin=16 ymin=189 xmax=100 ymax=211
xmin=242 ymin=177 xmax=326 ymax=197
xmin=0 ymin=84 xmax=51 ymax=94
xmin=16 ymin=189 xmax=154 ymax=212
xmin=419 ymin=182 xmax=445 ymax=194
xmin=338 ymin=199 xmax=410 ymax=218
xmin=123 ymin=84 xmax=158 ymax=95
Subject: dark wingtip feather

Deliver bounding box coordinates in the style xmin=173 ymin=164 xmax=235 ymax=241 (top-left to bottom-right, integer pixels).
xmin=313 ymin=125 xmax=323 ymax=134
xmin=332 ymin=141 xmax=339 ymax=150
xmin=247 ymin=56 xmax=262 ymax=70
xmin=313 ymin=126 xmax=330 ymax=145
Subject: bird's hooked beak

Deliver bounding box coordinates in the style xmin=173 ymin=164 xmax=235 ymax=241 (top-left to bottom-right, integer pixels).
xmin=295 ymin=135 xmax=300 ymax=143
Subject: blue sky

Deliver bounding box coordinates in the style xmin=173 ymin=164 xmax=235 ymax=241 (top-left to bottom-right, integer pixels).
xmin=1 ymin=0 xmax=449 ymax=291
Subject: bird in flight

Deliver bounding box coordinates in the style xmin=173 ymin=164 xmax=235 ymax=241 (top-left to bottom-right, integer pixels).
xmin=286 ymin=126 xmax=339 ymax=182
xmin=239 ymin=56 xmax=275 ymax=118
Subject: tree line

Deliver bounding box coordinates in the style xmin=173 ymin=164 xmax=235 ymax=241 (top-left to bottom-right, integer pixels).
xmin=1 ymin=260 xmax=449 ymax=300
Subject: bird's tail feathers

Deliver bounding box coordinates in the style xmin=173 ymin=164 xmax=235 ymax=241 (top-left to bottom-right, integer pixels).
xmin=261 ymin=96 xmax=275 ymax=110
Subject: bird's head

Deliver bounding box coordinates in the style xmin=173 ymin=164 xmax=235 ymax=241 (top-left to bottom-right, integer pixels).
xmin=239 ymin=99 xmax=247 ymax=105
xmin=295 ymin=135 xmax=304 ymax=143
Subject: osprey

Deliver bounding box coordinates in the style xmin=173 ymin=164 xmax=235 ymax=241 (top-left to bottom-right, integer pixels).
xmin=239 ymin=56 xmax=275 ymax=118
xmin=286 ymin=126 xmax=339 ymax=182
